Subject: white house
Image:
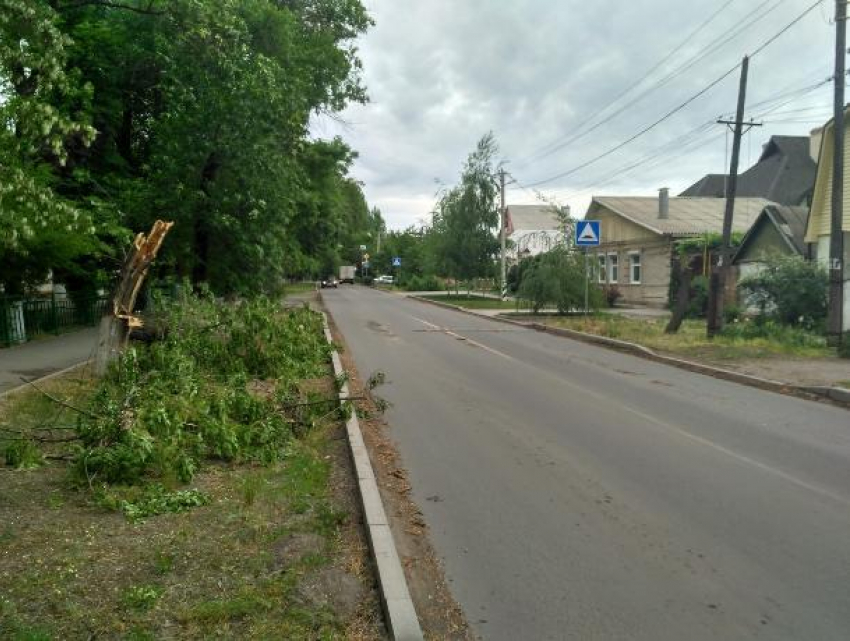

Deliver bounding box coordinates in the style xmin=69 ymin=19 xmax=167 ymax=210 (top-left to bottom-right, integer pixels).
xmin=505 ymin=204 xmax=567 ymax=261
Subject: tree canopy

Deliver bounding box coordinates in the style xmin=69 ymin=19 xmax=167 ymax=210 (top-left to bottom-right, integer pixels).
xmin=1 ymin=0 xmax=377 ymax=295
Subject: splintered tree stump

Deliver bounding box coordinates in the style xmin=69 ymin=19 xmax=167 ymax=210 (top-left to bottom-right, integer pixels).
xmin=95 ymin=220 xmax=174 ymax=376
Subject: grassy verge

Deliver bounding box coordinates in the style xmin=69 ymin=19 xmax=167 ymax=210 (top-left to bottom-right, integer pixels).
xmin=542 ymin=314 xmax=831 ymax=361
xmin=284 ymin=281 xmax=319 ymax=295
xmin=0 ymin=297 xmax=384 ymax=640
xmin=419 ymin=294 xmax=520 ymax=310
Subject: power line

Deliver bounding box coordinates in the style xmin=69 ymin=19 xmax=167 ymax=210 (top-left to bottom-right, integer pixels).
xmin=517 ymin=0 xmax=741 ymax=165
xmin=518 ymin=0 xmax=827 ymax=189
xmin=518 ymin=0 xmax=784 ymax=168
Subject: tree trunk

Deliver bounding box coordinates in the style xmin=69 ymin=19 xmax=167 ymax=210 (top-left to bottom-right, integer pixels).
xmin=95 ymin=220 xmax=174 ymax=375
xmin=665 ymin=258 xmax=693 ymax=334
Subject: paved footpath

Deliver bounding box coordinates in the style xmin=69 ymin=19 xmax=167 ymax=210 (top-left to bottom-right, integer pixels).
xmin=0 ymin=328 xmax=97 ymax=394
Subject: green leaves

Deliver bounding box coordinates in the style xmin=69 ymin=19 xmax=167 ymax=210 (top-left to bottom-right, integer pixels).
xmin=431 ymin=133 xmax=501 ymax=283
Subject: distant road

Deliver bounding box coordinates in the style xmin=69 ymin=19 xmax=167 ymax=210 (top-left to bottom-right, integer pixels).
xmin=324 ymin=286 xmax=850 ymax=641
xmin=0 ymin=328 xmax=96 ymax=394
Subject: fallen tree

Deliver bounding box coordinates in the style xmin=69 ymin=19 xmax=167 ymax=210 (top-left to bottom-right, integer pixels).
xmin=95 ymin=220 xmax=174 ymax=375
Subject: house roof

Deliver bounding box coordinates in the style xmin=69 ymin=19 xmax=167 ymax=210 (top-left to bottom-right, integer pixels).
xmin=677 ymin=136 xmax=816 ymax=205
xmin=679 ymin=174 xmax=727 ymax=198
xmin=589 ymin=196 xmax=774 ymax=237
xmin=733 ymin=205 xmax=810 ymax=262
xmin=505 ymin=204 xmax=563 ymax=235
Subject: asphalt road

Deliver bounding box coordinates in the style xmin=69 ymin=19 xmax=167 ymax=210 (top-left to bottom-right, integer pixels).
xmin=0 ymin=327 xmax=97 ymax=394
xmin=323 ymin=286 xmax=850 ymax=641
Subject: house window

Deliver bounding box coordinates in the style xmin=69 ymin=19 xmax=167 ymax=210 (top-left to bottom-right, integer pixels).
xmin=607 ymin=253 xmax=618 ymax=283
xmin=597 ymin=255 xmax=606 ymax=283
xmin=629 ymin=252 xmax=641 ymax=284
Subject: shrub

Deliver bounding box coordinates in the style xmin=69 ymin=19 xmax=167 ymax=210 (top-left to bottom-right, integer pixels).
xmin=738 ymin=255 xmax=828 ymax=327
xmin=516 ymin=247 xmax=602 ymax=314
xmin=601 ymin=284 xmax=622 ymax=308
xmin=71 ymin=294 xmax=331 ymax=487
xmin=839 ymin=332 xmax=850 ymax=359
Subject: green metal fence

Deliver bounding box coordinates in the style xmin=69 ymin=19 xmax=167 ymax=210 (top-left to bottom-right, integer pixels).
xmin=0 ymin=295 xmax=109 ymax=348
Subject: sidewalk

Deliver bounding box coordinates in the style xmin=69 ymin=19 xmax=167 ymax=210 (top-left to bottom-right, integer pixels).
xmin=0 ymin=327 xmax=97 ymax=394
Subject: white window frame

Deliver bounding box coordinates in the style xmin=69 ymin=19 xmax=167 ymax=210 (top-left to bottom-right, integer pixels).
xmin=597 ymin=254 xmax=607 ymax=283
xmin=607 ymin=252 xmax=619 ymax=284
xmin=629 ymin=251 xmax=642 ymax=285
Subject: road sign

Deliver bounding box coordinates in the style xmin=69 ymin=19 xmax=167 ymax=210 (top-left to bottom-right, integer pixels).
xmin=575 ymin=220 xmax=601 ymax=247
xmin=362 ymin=260 xmax=370 ymax=268
xmin=392 ymin=256 xmax=401 ymax=267
xmin=359 ymin=244 xmax=367 ymax=251
xmin=363 ymin=253 xmax=370 ymax=260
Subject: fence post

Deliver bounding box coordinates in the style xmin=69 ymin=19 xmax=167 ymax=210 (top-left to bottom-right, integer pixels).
xmin=51 ymin=292 xmax=59 ymax=335
xmin=0 ymin=297 xmax=8 ymax=347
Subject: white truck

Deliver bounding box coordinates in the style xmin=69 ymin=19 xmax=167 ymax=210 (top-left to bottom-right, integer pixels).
xmin=339 ymin=265 xmax=356 ymax=284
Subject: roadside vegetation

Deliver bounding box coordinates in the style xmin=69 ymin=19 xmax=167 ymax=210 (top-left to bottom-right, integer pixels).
xmin=544 ymin=314 xmax=830 ymax=361
xmin=419 ymin=294 xmax=521 ymax=310
xmin=0 ymin=293 xmax=384 ymax=639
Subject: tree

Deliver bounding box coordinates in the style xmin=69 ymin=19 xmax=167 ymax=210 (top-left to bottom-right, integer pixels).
xmin=1 ymin=0 xmax=377 ymax=296
xmin=0 ymin=0 xmax=99 ymax=293
xmin=430 ymin=133 xmax=500 ymax=288
xmin=516 ymin=247 xmax=601 ymax=314
xmin=738 ymin=254 xmax=828 ymax=327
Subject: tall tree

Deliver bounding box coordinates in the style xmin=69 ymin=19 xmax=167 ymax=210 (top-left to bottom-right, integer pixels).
xmin=431 ymin=133 xmax=500 ymax=286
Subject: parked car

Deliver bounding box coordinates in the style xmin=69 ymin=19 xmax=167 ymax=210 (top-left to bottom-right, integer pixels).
xmin=375 ymin=275 xmax=394 ymax=285
xmin=320 ymin=277 xmax=339 ymax=288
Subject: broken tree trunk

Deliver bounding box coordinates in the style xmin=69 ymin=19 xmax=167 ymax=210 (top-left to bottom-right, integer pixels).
xmin=95 ymin=220 xmax=174 ymax=376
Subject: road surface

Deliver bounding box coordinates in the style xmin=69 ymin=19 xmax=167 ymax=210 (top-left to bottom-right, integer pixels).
xmin=0 ymin=328 xmax=97 ymax=394
xmin=323 ymin=286 xmax=850 ymax=641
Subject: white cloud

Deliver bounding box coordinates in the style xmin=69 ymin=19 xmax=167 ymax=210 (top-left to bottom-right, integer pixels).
xmin=313 ymin=0 xmax=835 ymax=229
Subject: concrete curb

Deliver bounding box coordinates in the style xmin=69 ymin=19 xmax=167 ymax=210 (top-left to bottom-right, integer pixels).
xmin=410 ymin=296 xmax=850 ymax=410
xmin=320 ymin=312 xmax=424 ymax=641
xmin=0 ymin=360 xmax=91 ymax=401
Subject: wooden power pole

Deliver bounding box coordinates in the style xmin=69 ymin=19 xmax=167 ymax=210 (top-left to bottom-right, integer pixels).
xmin=828 ymin=0 xmax=846 ymax=345
xmin=707 ymin=56 xmax=760 ymax=337
xmin=500 ymin=168 xmax=507 ymax=300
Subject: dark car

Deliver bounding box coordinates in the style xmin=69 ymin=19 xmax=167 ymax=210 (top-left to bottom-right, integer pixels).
xmin=320 ymin=277 xmax=338 ymax=288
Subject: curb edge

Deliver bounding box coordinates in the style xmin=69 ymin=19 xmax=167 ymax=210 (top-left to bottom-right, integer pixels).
xmin=320 ymin=309 xmax=424 ymax=641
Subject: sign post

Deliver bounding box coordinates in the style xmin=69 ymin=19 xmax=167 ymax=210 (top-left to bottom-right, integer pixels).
xmin=392 ymin=256 xmax=401 ymax=285
xmin=575 ymin=220 xmax=601 ymax=314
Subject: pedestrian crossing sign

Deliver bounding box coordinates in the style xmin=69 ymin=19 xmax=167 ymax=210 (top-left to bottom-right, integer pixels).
xmin=575 ymin=220 xmax=601 ymax=247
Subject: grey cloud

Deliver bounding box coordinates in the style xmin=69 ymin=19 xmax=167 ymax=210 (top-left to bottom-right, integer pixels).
xmin=315 ymin=0 xmax=834 ymax=230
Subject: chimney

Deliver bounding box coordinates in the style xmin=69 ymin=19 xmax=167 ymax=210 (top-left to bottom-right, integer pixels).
xmin=658 ymin=187 xmax=669 ymax=219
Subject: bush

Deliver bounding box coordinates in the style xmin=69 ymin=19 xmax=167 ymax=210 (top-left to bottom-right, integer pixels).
xmin=720 ymin=318 xmax=826 ymax=348
xmin=601 ymin=284 xmax=622 ymax=308
xmin=839 ymin=333 xmax=850 ymax=359
xmin=403 ymin=274 xmax=441 ymax=291
xmin=71 ymin=294 xmax=331 ymax=487
xmin=516 ymin=247 xmax=602 ymax=313
xmin=738 ymin=255 xmax=828 ymax=327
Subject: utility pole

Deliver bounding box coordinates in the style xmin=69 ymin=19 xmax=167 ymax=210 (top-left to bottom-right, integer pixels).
xmin=707 ymin=56 xmax=761 ymax=337
xmin=828 ymin=0 xmax=846 ymax=345
xmin=499 ymin=168 xmax=507 ymax=300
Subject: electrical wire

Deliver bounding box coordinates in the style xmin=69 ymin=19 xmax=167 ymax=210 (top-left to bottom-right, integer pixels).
xmin=517 ymin=0 xmax=742 ymax=165
xmin=518 ymin=0 xmax=827 ymax=189
xmin=518 ymin=0 xmax=786 ymax=168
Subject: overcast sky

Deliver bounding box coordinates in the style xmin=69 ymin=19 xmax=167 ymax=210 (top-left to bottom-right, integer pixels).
xmin=311 ymin=0 xmax=836 ymax=230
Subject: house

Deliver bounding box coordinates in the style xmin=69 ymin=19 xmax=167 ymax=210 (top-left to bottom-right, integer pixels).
xmin=505 ymin=204 xmax=567 ymax=261
xmin=585 ymin=190 xmax=773 ymax=307
xmin=804 ymin=110 xmax=850 ymax=332
xmin=679 ymin=135 xmax=817 ymax=206
xmin=733 ymin=204 xmax=811 ymax=279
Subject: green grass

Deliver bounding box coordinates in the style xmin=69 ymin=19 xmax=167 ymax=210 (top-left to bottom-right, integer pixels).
xmin=420 ymin=294 xmax=521 ymax=310
xmin=545 ymin=314 xmax=831 ymax=361
xmin=0 ymin=343 xmax=382 ymax=638
xmin=283 ymin=281 xmax=319 ymax=295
